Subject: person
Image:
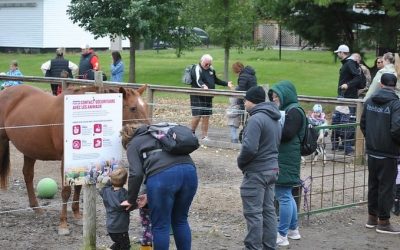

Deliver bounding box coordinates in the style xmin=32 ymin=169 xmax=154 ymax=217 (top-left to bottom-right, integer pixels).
xmin=309 ymin=104 xmax=327 ymax=127
xmin=351 ymin=53 xmax=371 ymax=98
xmin=232 ymin=61 xmax=257 ymax=108
xmin=330 ymin=105 xmax=353 ymax=154
xmin=364 ymin=52 xmax=400 ymax=100
xmin=370 ymin=56 xmax=384 ymax=80
xmin=190 ymin=54 xmax=233 ymax=140
xmin=120 ymin=123 xmax=198 ymax=250
xmin=335 ymin=45 xmax=365 ymax=101
xmin=360 ymin=73 xmax=400 ymax=234
xmin=40 ymin=48 xmax=78 ymax=95
xmin=268 ymin=80 xmax=304 ymax=247
xmin=237 ymin=86 xmax=282 ymax=249
xmin=78 ymin=44 xmax=100 ymax=80
xmin=99 ymin=167 xmax=131 ymax=250
xmin=111 ymin=51 xmax=124 ymax=82
xmin=1 ymin=60 xmax=23 ymax=89
xmin=226 ymin=96 xmax=241 ymax=143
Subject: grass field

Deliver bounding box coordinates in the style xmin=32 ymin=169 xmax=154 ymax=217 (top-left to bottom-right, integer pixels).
xmin=0 ymin=47 xmax=375 ymax=97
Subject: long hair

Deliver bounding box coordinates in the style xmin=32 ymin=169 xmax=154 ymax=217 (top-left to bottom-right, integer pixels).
xmin=120 ymin=123 xmax=143 ymax=150
xmin=232 ymin=61 xmax=244 ymax=74
xmin=111 ymin=51 xmax=122 ymax=65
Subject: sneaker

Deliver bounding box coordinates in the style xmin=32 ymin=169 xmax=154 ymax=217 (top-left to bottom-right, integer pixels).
xmin=201 ymin=136 xmax=210 ymax=141
xmin=276 ymin=233 xmax=289 ymax=246
xmin=376 ymin=221 xmax=400 ymax=234
xmin=287 ymin=228 xmax=301 ymax=240
xmin=365 ymin=215 xmax=378 ymax=229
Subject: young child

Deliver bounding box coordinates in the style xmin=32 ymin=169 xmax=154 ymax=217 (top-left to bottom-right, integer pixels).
xmin=100 ymin=167 xmax=131 ymax=250
xmin=309 ymin=104 xmax=327 ymax=126
xmin=226 ymin=97 xmax=242 ymax=143
xmin=1 ymin=60 xmax=23 ymax=89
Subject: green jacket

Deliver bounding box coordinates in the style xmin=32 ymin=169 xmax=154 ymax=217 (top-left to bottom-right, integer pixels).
xmin=269 ymin=80 xmax=305 ymax=186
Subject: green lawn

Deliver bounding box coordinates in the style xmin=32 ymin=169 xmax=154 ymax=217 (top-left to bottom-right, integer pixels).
xmin=0 ymin=47 xmax=375 ymax=97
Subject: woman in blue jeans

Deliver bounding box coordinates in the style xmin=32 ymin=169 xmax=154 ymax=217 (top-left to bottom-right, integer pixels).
xmin=120 ymin=123 xmax=198 ymax=250
xmin=268 ymin=81 xmax=305 ymax=247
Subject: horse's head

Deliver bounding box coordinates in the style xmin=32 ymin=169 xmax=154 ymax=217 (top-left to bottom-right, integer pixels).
xmin=119 ymin=85 xmax=150 ymax=125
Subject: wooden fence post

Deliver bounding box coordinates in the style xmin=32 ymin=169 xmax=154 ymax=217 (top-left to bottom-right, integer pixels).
xmin=83 ymin=184 xmax=96 ymax=250
xmin=147 ymin=86 xmax=154 ymax=121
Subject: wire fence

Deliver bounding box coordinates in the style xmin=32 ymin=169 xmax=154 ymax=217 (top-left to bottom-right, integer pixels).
xmin=0 ymin=75 xmax=369 ymax=248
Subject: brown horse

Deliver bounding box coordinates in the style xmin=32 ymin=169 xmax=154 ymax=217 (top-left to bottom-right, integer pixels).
xmin=0 ymin=84 xmax=149 ymax=235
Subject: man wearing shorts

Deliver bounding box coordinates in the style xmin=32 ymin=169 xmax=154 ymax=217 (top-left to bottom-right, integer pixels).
xmin=190 ymin=54 xmax=233 ymax=139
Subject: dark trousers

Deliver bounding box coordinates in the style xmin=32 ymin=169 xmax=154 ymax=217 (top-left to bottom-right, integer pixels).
xmin=50 ymin=83 xmax=59 ymax=96
xmin=109 ymin=232 xmax=131 ymax=250
xmin=368 ymin=157 xmax=398 ymax=220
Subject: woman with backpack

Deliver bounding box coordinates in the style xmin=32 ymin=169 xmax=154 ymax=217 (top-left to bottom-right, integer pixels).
xmin=120 ymin=123 xmax=198 ymax=250
xmin=268 ymin=80 xmax=305 ymax=247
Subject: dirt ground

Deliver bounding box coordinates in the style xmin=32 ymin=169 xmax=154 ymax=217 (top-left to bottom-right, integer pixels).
xmin=1 ymin=143 xmax=400 ymax=250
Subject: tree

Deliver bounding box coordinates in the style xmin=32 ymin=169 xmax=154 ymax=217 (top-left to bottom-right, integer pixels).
xmin=67 ymin=0 xmax=181 ymax=82
xmin=255 ymin=0 xmax=400 ymax=55
xmin=181 ymin=0 xmax=256 ymax=81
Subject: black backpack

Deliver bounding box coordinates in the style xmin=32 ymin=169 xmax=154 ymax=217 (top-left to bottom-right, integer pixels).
xmin=297 ymin=107 xmax=319 ymax=156
xmin=147 ymin=122 xmax=200 ymax=155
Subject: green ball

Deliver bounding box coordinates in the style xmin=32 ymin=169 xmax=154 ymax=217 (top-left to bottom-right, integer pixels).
xmin=37 ymin=178 xmax=58 ymax=199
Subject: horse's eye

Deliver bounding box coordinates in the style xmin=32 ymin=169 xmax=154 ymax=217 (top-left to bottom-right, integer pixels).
xmin=130 ymin=107 xmax=137 ymax=112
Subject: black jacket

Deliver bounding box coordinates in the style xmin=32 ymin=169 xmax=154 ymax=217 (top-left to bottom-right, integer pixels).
xmin=337 ymin=56 xmax=364 ymax=98
xmin=360 ymin=87 xmax=400 ymax=158
xmin=126 ymin=126 xmax=195 ymax=206
xmin=236 ymin=66 xmax=257 ymax=92
xmin=191 ymin=64 xmax=227 ymax=89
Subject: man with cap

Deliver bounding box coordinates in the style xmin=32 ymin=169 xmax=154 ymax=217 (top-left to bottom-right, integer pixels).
xmin=78 ymin=44 xmax=100 ymax=80
xmin=40 ymin=48 xmax=78 ymax=95
xmin=237 ymin=86 xmax=282 ymax=249
xmin=361 ymin=73 xmax=400 ymax=234
xmin=334 ymin=44 xmax=365 ymax=99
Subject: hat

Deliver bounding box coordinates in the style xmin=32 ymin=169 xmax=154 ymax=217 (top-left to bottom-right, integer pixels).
xmin=380 ymin=73 xmax=397 ymax=87
xmin=56 ymin=47 xmax=64 ymax=55
xmin=313 ymin=104 xmax=323 ymax=113
xmin=335 ymin=106 xmax=350 ymax=114
xmin=245 ymin=86 xmax=266 ymax=104
xmin=334 ymin=44 xmax=350 ymax=53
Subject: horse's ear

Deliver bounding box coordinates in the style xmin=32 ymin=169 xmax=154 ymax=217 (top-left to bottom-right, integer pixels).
xmin=119 ymin=87 xmax=127 ymax=98
xmin=137 ymin=84 xmax=147 ymax=95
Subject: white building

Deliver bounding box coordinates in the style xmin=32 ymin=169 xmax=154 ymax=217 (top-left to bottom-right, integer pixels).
xmin=0 ymin=0 xmax=129 ymax=49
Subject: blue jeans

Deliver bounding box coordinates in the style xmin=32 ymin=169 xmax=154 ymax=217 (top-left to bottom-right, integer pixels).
xmin=275 ymin=186 xmax=298 ymax=236
xmin=229 ymin=125 xmax=238 ymax=141
xmin=146 ymin=164 xmax=198 ymax=250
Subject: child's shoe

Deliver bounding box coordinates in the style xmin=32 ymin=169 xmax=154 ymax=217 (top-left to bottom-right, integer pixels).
xmin=140 ymin=245 xmax=153 ymax=250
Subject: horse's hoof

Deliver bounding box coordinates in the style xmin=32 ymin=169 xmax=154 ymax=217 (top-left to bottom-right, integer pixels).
xmin=33 ymin=208 xmax=45 ymax=215
xmin=58 ymin=227 xmax=70 ymax=236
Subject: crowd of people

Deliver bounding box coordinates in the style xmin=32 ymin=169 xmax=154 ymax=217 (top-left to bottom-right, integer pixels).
xmin=1 ymin=46 xmax=399 ymax=249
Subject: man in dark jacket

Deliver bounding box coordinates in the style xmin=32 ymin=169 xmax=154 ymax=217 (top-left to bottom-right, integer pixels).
xmin=78 ymin=44 xmax=100 ymax=80
xmin=335 ymin=44 xmax=364 ymax=99
xmin=361 ymin=73 xmax=400 ymax=234
xmin=190 ymin=54 xmax=233 ymax=140
xmin=40 ymin=48 xmax=78 ymax=95
xmin=237 ymin=86 xmax=282 ymax=250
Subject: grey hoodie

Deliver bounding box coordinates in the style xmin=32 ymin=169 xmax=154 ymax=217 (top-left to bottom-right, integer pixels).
xmin=237 ymin=102 xmax=282 ymax=173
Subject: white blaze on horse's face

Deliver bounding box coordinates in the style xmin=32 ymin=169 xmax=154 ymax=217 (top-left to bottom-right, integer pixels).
xmin=137 ymin=96 xmax=145 ymax=108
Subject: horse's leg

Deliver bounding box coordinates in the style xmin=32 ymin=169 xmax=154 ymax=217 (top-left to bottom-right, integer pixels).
xmin=72 ymin=185 xmax=83 ymax=224
xmin=59 ymin=184 xmax=72 ymax=235
xmin=22 ymin=156 xmax=43 ymax=214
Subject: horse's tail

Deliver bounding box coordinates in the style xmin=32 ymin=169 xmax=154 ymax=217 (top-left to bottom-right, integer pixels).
xmin=0 ymin=140 xmax=10 ymax=189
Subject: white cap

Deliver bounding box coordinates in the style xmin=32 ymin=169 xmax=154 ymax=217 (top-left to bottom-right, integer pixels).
xmin=81 ymin=44 xmax=90 ymax=49
xmin=335 ymin=106 xmax=350 ymax=114
xmin=334 ymin=44 xmax=350 ymax=53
